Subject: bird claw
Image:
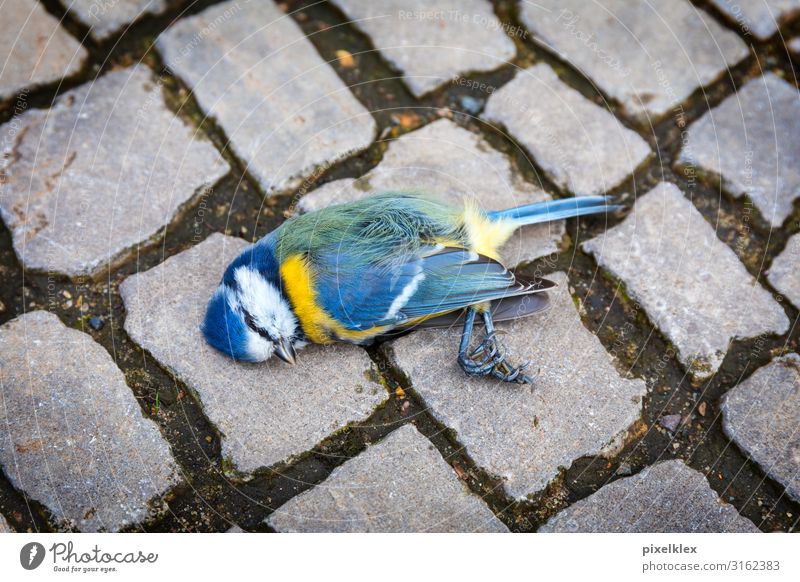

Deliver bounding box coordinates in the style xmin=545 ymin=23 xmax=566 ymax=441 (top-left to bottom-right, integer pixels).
xmin=458 ymin=333 xmax=533 ymax=384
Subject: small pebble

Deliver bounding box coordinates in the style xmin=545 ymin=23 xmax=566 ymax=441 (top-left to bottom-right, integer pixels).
xmin=659 ymin=414 xmax=682 ymax=433
xmin=88 ymin=316 xmax=104 ymax=331
xmin=335 ymin=49 xmax=355 ymax=68
xmin=459 ymin=95 xmax=482 ymax=115
xmin=616 ymin=462 xmax=633 ymax=476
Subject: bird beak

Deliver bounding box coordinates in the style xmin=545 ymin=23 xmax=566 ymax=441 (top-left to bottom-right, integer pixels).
xmin=274 ymin=338 xmax=297 ymax=365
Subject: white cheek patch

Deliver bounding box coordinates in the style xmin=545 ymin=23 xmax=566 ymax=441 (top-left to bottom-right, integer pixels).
xmin=233 ymin=266 xmax=298 ymax=338
xmin=245 ymin=329 xmax=274 ymax=362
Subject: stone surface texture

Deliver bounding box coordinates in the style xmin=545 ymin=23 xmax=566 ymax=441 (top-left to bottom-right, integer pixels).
xmin=0 ymin=514 xmax=13 ymax=533
xmin=391 ymin=272 xmax=647 ymax=500
xmin=768 ymin=234 xmax=800 ymax=310
xmin=583 ymin=182 xmax=788 ymax=380
xmin=721 ymin=354 xmax=800 ymax=502
xmin=0 ymin=65 xmax=229 ymax=278
xmin=790 ymin=37 xmax=800 ymax=61
xmin=296 ymin=119 xmax=564 ymax=267
xmin=678 ymin=73 xmax=800 ymax=227
xmin=519 ymin=0 xmax=749 ymax=121
xmin=709 ymin=0 xmax=800 ymax=40
xmin=483 ymin=63 xmax=652 ymax=197
xmin=539 ymin=460 xmax=759 ymax=532
xmin=61 ymin=0 xmax=171 ymax=41
xmin=156 ymin=0 xmax=376 ymax=196
xmin=268 ymin=424 xmax=508 ymax=532
xmin=329 ymin=0 xmax=516 ymax=97
xmin=0 ymin=0 xmax=88 ymax=101
xmin=120 ymin=233 xmax=387 ymax=473
xmin=0 ymin=311 xmax=179 ymax=532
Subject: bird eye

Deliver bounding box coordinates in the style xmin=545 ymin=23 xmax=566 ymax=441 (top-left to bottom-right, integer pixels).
xmin=242 ymin=309 xmax=275 ymax=341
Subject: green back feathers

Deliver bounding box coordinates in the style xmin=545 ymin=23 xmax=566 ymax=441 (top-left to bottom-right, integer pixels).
xmin=276 ymin=192 xmax=466 ymax=268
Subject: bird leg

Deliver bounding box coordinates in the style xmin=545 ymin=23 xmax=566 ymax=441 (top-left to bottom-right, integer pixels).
xmin=457 ymin=307 xmax=533 ymax=384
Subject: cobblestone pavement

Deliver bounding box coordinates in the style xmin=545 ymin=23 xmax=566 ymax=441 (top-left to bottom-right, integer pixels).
xmin=0 ymin=0 xmax=798 ymax=533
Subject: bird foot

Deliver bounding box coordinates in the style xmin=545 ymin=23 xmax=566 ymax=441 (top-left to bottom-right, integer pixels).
xmin=458 ymin=333 xmax=532 ymax=384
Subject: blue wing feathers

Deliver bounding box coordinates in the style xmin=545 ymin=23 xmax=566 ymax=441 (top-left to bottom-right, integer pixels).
xmin=316 ymin=246 xmax=527 ymax=331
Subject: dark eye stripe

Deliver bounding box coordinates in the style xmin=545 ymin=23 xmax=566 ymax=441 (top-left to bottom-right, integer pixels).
xmin=242 ymin=309 xmax=275 ymax=342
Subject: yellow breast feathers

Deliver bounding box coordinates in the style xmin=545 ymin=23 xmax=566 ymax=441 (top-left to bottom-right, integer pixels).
xmin=279 ymin=254 xmax=387 ymax=344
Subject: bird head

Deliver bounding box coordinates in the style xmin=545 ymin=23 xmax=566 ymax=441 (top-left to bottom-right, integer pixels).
xmin=202 ymin=244 xmax=304 ymax=365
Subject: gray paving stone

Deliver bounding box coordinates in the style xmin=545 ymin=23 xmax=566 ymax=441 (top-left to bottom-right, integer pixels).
xmin=677 ymin=73 xmax=800 ymax=227
xmin=709 ymin=0 xmax=800 ymax=41
xmin=268 ymin=424 xmax=508 ymax=532
xmin=0 ymin=514 xmax=13 ymax=533
xmin=296 ymin=119 xmax=563 ymax=267
xmin=583 ymin=182 xmax=788 ymax=380
xmin=539 ymin=460 xmax=759 ymax=532
xmin=518 ymin=0 xmax=749 ymax=121
xmin=0 ymin=65 xmax=228 ymax=278
xmin=768 ymin=234 xmax=800 ymax=310
xmin=156 ymin=0 xmax=376 ymax=196
xmin=329 ymin=0 xmax=516 ymax=97
xmin=0 ymin=311 xmax=179 ymax=532
xmin=390 ymin=272 xmax=647 ymax=500
xmin=61 ymin=0 xmax=171 ymax=41
xmin=0 ymin=0 xmax=88 ymax=101
xmin=120 ymin=233 xmax=387 ymax=473
xmin=482 ymin=63 xmax=652 ymax=197
xmin=722 ymin=354 xmax=800 ymax=502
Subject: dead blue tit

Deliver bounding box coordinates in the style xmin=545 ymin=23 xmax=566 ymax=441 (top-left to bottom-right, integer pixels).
xmin=202 ymin=192 xmax=619 ymax=383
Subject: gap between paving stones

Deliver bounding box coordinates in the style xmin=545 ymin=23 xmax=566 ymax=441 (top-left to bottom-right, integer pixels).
xmin=509 ymin=246 xmax=798 ymax=530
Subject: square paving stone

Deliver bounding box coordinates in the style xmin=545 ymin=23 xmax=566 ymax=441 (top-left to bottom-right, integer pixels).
xmin=0 ymin=0 xmax=88 ymax=101
xmin=156 ymin=0 xmax=376 ymax=196
xmin=518 ymin=0 xmax=749 ymax=121
xmin=583 ymin=182 xmax=788 ymax=380
xmin=329 ymin=0 xmax=516 ymax=97
xmin=721 ymin=354 xmax=800 ymax=502
xmin=0 ymin=311 xmax=180 ymax=532
xmin=267 ymin=424 xmax=508 ymax=532
xmin=677 ymin=73 xmax=800 ymax=227
xmin=709 ymin=0 xmax=800 ymax=41
xmin=389 ymin=272 xmax=647 ymax=500
xmin=120 ymin=233 xmax=388 ymax=474
xmin=482 ymin=63 xmax=652 ymax=197
xmin=60 ymin=0 xmax=171 ymax=41
xmin=539 ymin=460 xmax=759 ymax=532
xmin=0 ymin=64 xmax=229 ymax=278
xmin=296 ymin=118 xmax=563 ymax=267
xmin=768 ymin=234 xmax=800 ymax=310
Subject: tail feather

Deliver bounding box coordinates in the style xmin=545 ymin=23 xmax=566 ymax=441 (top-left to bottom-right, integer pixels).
xmin=488 ymin=195 xmax=622 ymax=226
